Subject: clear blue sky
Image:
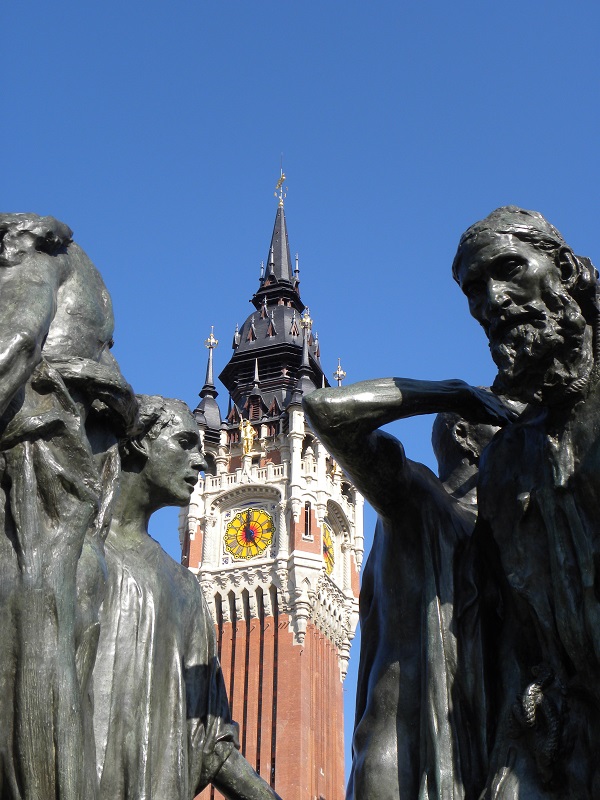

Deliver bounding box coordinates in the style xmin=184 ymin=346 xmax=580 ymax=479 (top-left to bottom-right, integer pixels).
xmin=4 ymin=0 xmax=600 ymax=782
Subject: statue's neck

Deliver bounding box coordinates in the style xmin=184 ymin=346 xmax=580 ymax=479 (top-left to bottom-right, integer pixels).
xmin=443 ymin=459 xmax=479 ymax=506
xmin=111 ymin=472 xmax=153 ymax=540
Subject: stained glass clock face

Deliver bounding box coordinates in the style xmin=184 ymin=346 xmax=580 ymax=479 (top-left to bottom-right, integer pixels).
xmin=224 ymin=508 xmax=274 ymax=560
xmin=322 ymin=523 xmax=334 ymax=575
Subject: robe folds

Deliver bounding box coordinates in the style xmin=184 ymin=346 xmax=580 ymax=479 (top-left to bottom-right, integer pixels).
xmin=347 ymin=453 xmax=488 ymax=800
xmin=93 ymin=530 xmax=239 ymax=800
xmin=478 ymin=384 xmax=600 ymax=799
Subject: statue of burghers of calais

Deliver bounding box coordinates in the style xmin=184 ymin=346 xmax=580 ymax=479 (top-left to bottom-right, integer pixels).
xmin=93 ymin=395 xmax=283 ymax=800
xmin=0 ymin=214 xmax=137 ymax=800
xmin=451 ymin=207 xmax=600 ymax=798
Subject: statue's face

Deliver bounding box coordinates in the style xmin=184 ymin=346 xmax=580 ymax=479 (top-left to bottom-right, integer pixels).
xmin=456 ymin=231 xmax=585 ymax=394
xmin=456 ymin=232 xmax=563 ymax=335
xmin=144 ymin=406 xmax=206 ymax=507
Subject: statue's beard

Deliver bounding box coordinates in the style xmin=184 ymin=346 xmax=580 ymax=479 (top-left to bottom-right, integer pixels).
xmin=489 ymin=289 xmax=590 ymax=402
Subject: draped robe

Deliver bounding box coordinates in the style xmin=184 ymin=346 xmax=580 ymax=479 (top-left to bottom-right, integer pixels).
xmin=347 ymin=451 xmax=488 ymax=800
xmin=479 ymin=384 xmax=600 ymax=799
xmin=93 ymin=530 xmax=239 ymax=800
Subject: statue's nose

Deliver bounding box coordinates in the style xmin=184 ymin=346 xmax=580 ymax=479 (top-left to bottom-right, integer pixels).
xmin=486 ymin=281 xmax=512 ymax=313
xmin=192 ymin=452 xmax=208 ymax=473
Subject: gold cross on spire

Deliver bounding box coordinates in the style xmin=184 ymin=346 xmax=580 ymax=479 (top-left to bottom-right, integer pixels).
xmin=204 ymin=326 xmax=218 ymax=350
xmin=333 ymin=358 xmax=347 ymax=387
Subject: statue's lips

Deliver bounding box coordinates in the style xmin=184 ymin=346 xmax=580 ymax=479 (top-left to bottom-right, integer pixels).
xmin=184 ymin=475 xmax=199 ymax=487
xmin=488 ymin=310 xmax=546 ymax=341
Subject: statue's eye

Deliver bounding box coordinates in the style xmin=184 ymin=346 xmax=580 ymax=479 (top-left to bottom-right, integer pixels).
xmin=494 ymin=257 xmax=524 ymax=280
xmin=463 ymin=280 xmax=485 ymax=301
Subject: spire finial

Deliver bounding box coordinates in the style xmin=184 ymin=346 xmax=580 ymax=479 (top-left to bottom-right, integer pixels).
xmin=204 ymin=326 xmax=218 ymax=351
xmin=333 ymin=358 xmax=346 ymax=387
xmin=274 ymin=164 xmax=287 ymax=207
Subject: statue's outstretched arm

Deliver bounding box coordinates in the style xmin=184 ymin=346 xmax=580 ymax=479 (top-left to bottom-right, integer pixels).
xmin=303 ymin=378 xmax=513 ymax=517
xmin=304 ymin=378 xmax=512 ymax=443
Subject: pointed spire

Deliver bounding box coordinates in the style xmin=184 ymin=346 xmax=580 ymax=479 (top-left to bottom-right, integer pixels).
xmin=220 ymin=173 xmax=329 ymax=414
xmin=294 ymin=307 xmax=316 ymax=398
xmin=194 ymin=327 xmax=221 ymax=442
xmin=253 ymin=358 xmax=260 ymax=386
xmin=267 ymin=246 xmax=275 ymax=277
xmin=250 ymin=170 xmax=304 ymax=313
xmin=201 ymin=327 xmax=218 ymax=395
xmin=266 ymin=169 xmax=293 ymax=283
xmin=248 ymin=358 xmax=265 ymax=420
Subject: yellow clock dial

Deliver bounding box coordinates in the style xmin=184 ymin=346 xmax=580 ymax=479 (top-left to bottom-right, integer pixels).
xmin=323 ymin=523 xmax=335 ymax=575
xmin=225 ymin=508 xmax=274 ymax=560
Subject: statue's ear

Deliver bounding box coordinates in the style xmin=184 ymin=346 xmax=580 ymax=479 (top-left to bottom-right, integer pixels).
xmin=452 ymin=421 xmax=479 ymax=461
xmin=120 ymin=436 xmax=150 ymax=465
xmin=557 ymin=247 xmax=579 ymax=289
xmin=453 ymin=421 xmax=468 ymax=443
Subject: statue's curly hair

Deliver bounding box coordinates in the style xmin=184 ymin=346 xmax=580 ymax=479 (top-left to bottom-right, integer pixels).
xmin=0 ymin=213 xmax=72 ymax=256
xmin=120 ymin=395 xmax=194 ymax=463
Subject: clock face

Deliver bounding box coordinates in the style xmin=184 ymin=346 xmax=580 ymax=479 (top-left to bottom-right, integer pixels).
xmin=322 ymin=523 xmax=334 ymax=575
xmin=225 ymin=508 xmax=274 ymax=560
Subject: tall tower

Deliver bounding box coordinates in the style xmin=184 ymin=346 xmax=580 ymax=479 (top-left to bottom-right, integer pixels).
xmin=180 ymin=178 xmax=363 ymax=800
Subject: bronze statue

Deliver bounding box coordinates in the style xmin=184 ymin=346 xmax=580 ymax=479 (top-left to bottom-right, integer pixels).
xmin=304 ymin=384 xmax=509 ymax=799
xmin=452 ymin=207 xmax=600 ymax=798
xmin=7 ymin=203 xmax=600 ymax=799
xmin=305 ymin=206 xmax=600 ymax=799
xmin=93 ymin=395 xmax=282 ymax=800
xmin=0 ymin=214 xmax=137 ymax=800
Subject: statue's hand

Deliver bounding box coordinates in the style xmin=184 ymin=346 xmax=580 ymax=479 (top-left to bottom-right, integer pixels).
xmin=458 ymin=382 xmax=518 ymax=426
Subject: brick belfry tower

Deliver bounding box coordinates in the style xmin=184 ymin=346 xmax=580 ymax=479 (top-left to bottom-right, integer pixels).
xmin=180 ymin=176 xmax=364 ymax=800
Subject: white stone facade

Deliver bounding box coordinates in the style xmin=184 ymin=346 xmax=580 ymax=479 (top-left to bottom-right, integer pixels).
xmin=179 ymin=401 xmax=363 ymax=679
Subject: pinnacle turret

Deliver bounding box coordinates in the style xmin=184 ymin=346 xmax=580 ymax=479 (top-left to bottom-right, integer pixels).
xmin=194 ymin=328 xmax=221 ymax=443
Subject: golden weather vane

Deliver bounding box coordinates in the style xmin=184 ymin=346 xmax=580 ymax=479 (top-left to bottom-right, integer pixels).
xmin=274 ymin=162 xmax=287 ymax=206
